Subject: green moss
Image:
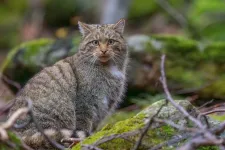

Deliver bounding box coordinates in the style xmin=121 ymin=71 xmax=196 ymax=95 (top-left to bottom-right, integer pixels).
xmin=73 ymin=117 xmax=179 ymax=150
xmin=3 ymin=34 xmax=225 ymax=99
xmin=0 ymin=38 xmax=53 ymax=73
xmin=0 ymin=131 xmax=24 ymax=150
xmin=166 ymin=66 xmax=204 ymax=87
xmin=72 ymin=113 xmax=146 ymax=150
xmin=128 ymin=0 xmax=157 ymax=19
xmin=146 ymin=125 xmax=178 ymax=147
xmin=103 ymin=111 xmax=140 ymax=125
xmin=210 ymin=114 xmax=225 ymax=121
xmin=204 ymin=42 xmax=225 ymax=63
xmin=197 ymin=146 xmax=219 ymax=150
xmin=72 ymin=100 xmax=200 ymax=150
xmin=200 ymin=76 xmax=225 ymax=99
xmin=22 ymin=40 xmax=53 ymax=67
xmin=144 ymin=35 xmax=225 ymax=99
xmin=149 ymin=35 xmax=225 ymax=61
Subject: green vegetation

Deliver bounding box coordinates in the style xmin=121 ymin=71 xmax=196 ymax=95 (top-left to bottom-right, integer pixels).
xmin=72 ymin=100 xmax=219 ymax=150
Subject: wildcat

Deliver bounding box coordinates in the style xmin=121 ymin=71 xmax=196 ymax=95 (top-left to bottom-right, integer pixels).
xmin=9 ymin=19 xmax=128 ymax=149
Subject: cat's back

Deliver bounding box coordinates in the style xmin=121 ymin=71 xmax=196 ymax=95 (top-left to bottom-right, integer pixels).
xmin=10 ymin=56 xmax=77 ymax=120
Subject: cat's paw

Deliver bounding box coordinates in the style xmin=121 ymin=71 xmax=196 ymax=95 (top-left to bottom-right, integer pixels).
xmin=74 ymin=130 xmax=88 ymax=139
xmin=61 ymin=130 xmax=89 ymax=147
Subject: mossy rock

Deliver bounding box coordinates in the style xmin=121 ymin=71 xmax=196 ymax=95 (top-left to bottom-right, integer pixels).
xmin=1 ymin=35 xmax=225 ymax=101
xmin=127 ymin=35 xmax=225 ymax=102
xmin=72 ymin=100 xmax=219 ymax=150
xmin=0 ymin=36 xmax=80 ymax=92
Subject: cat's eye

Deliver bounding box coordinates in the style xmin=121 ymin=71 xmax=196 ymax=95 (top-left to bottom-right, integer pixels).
xmin=108 ymin=39 xmax=115 ymax=45
xmin=92 ymin=40 xmax=99 ymax=46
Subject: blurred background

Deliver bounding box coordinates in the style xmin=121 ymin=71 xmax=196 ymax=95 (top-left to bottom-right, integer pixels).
xmin=1 ymin=0 xmax=225 ymax=122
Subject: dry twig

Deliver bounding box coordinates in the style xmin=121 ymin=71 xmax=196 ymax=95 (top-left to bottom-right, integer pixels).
xmin=132 ymin=101 xmax=168 ymax=150
xmin=93 ymin=130 xmax=141 ymax=146
xmin=1 ymin=75 xmax=21 ymax=90
xmin=0 ymin=108 xmax=29 ymax=141
xmin=200 ymin=109 xmax=225 ymax=116
xmin=0 ymin=100 xmax=15 ymax=116
xmin=154 ymin=118 xmax=197 ymax=132
xmin=160 ymin=54 xmax=204 ymax=129
xmin=159 ymin=54 xmax=225 ymax=149
xmin=82 ymin=144 xmax=104 ymax=150
xmin=150 ymin=133 xmax=190 ymax=150
xmin=0 ymin=99 xmax=33 ymax=150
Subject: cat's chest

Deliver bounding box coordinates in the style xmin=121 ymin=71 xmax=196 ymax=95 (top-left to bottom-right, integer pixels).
xmin=77 ymin=65 xmax=124 ymax=98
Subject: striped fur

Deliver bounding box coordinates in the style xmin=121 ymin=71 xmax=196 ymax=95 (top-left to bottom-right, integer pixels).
xmin=9 ymin=19 xmax=128 ymax=149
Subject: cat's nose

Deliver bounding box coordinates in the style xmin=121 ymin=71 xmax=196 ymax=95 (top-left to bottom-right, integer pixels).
xmin=100 ymin=49 xmax=108 ymax=54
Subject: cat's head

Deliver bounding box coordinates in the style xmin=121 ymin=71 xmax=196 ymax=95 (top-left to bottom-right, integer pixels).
xmin=78 ymin=19 xmax=127 ymax=65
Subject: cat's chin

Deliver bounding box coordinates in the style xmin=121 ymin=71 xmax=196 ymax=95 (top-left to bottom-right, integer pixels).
xmin=98 ymin=56 xmax=111 ymax=63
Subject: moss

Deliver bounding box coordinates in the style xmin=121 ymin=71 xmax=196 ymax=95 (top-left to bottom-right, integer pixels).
xmin=197 ymin=146 xmax=219 ymax=150
xmin=3 ymin=34 xmax=225 ymax=99
xmin=149 ymin=35 xmax=225 ymax=61
xmin=128 ymin=0 xmax=157 ymax=19
xmin=73 ymin=115 xmax=177 ymax=150
xmin=72 ymin=100 xmax=203 ymax=150
xmin=145 ymin=125 xmax=178 ymax=148
xmin=0 ymin=38 xmax=53 ymax=73
xmin=103 ymin=110 xmax=139 ymax=126
xmin=72 ymin=113 xmax=146 ymax=150
xmin=200 ymin=75 xmax=225 ymax=99
xmin=144 ymin=35 xmax=225 ymax=99
xmin=210 ymin=114 xmax=225 ymax=122
xmin=0 ymin=131 xmax=24 ymax=150
xmin=166 ymin=66 xmax=204 ymax=87
xmin=203 ymin=42 xmax=225 ymax=63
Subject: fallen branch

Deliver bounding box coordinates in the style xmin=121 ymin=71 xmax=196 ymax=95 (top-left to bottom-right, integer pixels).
xmin=154 ymin=118 xmax=197 ymax=132
xmin=158 ymin=54 xmax=225 ymax=149
xmin=200 ymin=109 xmax=225 ymax=116
xmin=0 ymin=107 xmax=29 ymax=141
xmin=178 ymin=136 xmax=223 ymax=150
xmin=150 ymin=133 xmax=190 ymax=150
xmin=160 ymin=54 xmax=204 ymax=129
xmin=93 ymin=130 xmax=141 ymax=146
xmin=0 ymin=99 xmax=33 ymax=150
xmin=82 ymin=144 xmax=104 ymax=150
xmin=132 ymin=101 xmax=168 ymax=150
xmin=1 ymin=75 xmax=21 ymax=90
xmin=0 ymin=100 xmax=15 ymax=116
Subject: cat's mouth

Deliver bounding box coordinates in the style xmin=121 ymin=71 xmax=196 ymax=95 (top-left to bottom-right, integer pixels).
xmin=99 ymin=55 xmax=111 ymax=63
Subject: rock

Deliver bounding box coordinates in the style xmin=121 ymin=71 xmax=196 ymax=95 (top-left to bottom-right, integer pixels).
xmin=1 ymin=35 xmax=225 ymax=102
xmin=0 ymin=37 xmax=80 ymax=92
xmin=72 ymin=99 xmax=219 ymax=150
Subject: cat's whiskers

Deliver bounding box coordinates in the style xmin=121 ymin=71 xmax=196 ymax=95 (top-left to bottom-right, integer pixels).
xmin=86 ymin=56 xmax=97 ymax=76
xmin=113 ymin=53 xmax=123 ymax=60
xmin=111 ymin=57 xmax=118 ymax=66
xmin=112 ymin=53 xmax=124 ymax=66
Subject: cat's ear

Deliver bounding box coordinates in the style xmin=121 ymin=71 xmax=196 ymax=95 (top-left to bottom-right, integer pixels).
xmin=113 ymin=19 xmax=125 ymax=34
xmin=78 ymin=21 xmax=92 ymax=37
